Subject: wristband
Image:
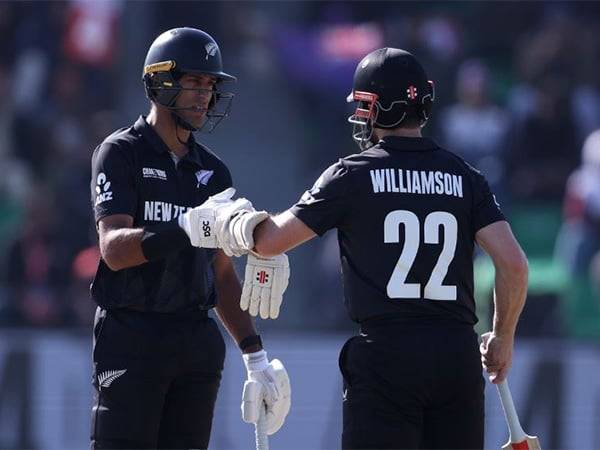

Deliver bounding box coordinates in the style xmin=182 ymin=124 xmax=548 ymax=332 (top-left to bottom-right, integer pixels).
xmin=141 ymin=221 xmax=190 ymax=261
xmin=239 ymin=334 xmax=263 ymax=351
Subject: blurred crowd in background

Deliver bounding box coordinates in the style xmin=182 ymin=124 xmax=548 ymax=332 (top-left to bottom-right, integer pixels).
xmin=1 ymin=1 xmax=600 ymax=337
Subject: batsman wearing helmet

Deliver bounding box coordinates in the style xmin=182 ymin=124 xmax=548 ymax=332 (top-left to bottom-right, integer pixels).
xmin=210 ymin=48 xmax=529 ymax=449
xmin=89 ymin=28 xmax=290 ymax=449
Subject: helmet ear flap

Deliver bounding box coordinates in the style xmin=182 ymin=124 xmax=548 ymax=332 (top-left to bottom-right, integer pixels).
xmin=143 ymin=72 xmax=180 ymax=107
xmin=143 ymin=73 xmax=157 ymax=102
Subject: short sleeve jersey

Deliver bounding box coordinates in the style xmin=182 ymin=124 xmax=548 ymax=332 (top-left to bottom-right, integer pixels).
xmin=291 ymin=136 xmax=505 ymax=325
xmin=90 ymin=116 xmax=232 ymax=313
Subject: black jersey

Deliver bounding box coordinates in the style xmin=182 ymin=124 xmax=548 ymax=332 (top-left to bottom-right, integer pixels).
xmin=291 ymin=136 xmax=505 ymax=325
xmin=90 ymin=116 xmax=232 ymax=313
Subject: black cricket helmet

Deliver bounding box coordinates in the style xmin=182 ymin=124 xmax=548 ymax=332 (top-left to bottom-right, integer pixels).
xmin=347 ymin=48 xmax=435 ymax=150
xmin=142 ymin=27 xmax=236 ymax=132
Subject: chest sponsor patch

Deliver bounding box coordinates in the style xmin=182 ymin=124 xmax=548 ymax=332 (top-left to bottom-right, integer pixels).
xmin=142 ymin=167 xmax=167 ymax=181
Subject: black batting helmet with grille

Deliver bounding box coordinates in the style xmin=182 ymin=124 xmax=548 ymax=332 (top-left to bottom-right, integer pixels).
xmin=347 ymin=48 xmax=435 ymax=149
xmin=142 ymin=27 xmax=236 ymax=132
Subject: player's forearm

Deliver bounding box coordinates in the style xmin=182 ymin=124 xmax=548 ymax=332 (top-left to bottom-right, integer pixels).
xmin=492 ymin=256 xmax=528 ymax=337
xmin=214 ymin=268 xmax=261 ymax=352
xmin=253 ymin=217 xmax=286 ymax=257
xmin=100 ymin=227 xmax=147 ymax=271
xmin=253 ymin=210 xmax=315 ymax=257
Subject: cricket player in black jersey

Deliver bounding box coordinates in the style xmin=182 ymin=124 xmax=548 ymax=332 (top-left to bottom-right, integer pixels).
xmin=89 ymin=28 xmax=290 ymax=449
xmin=211 ymin=48 xmax=529 ymax=449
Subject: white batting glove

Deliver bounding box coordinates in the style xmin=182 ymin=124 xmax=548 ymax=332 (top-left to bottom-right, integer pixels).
xmin=178 ymin=188 xmax=252 ymax=248
xmin=241 ymin=350 xmax=291 ymax=435
xmin=216 ymin=209 xmax=269 ymax=257
xmin=241 ymin=253 xmax=289 ymax=319
xmin=217 ymin=209 xmax=270 ymax=257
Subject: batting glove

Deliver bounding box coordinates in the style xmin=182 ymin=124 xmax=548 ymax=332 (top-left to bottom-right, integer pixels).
xmin=217 ymin=209 xmax=270 ymax=257
xmin=241 ymin=253 xmax=289 ymax=319
xmin=178 ymin=188 xmax=252 ymax=248
xmin=241 ymin=350 xmax=291 ymax=435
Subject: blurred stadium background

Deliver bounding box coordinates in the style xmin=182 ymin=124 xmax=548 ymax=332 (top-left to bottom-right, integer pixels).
xmin=1 ymin=1 xmax=600 ymax=449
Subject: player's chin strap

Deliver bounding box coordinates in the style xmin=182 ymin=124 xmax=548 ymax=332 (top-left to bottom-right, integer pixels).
xmin=169 ymin=110 xmax=197 ymax=147
xmin=168 ymin=106 xmax=215 ymax=146
xmin=169 ymin=104 xmax=230 ymax=141
xmin=171 ymin=110 xmax=198 ymax=132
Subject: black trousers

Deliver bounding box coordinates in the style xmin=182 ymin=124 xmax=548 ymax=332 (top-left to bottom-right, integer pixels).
xmin=90 ymin=307 xmax=225 ymax=450
xmin=340 ymin=321 xmax=484 ymax=450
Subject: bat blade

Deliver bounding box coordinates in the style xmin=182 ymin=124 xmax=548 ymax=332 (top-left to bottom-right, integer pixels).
xmin=501 ymin=436 xmax=541 ymax=450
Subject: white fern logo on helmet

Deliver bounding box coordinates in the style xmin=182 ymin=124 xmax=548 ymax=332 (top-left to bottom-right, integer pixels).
xmin=205 ymin=42 xmax=218 ymax=60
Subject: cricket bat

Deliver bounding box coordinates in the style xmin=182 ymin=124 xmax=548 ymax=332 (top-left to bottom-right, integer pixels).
xmin=255 ymin=402 xmax=269 ymax=450
xmin=496 ymin=380 xmax=541 ymax=450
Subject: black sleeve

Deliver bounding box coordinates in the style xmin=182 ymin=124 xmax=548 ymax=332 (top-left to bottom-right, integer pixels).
xmin=208 ymin=162 xmax=233 ymax=195
xmin=471 ymin=168 xmax=506 ymax=232
xmin=91 ymin=142 xmax=137 ymax=223
xmin=290 ymin=160 xmax=352 ymax=236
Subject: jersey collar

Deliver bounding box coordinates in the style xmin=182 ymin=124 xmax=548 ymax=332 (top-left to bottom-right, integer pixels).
xmin=134 ymin=116 xmax=204 ymax=168
xmin=378 ymin=136 xmax=438 ymax=151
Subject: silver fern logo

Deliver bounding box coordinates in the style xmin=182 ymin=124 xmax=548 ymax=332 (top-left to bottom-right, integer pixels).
xmin=98 ymin=369 xmax=127 ymax=389
xmin=205 ymin=42 xmax=218 ymax=60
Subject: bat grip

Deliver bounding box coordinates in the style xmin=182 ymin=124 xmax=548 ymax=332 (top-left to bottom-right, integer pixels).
xmin=497 ymin=380 xmax=527 ymax=443
xmin=255 ymin=402 xmax=269 ymax=450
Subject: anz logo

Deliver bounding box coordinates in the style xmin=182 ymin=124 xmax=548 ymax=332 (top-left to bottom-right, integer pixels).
xmin=95 ymin=172 xmax=113 ymax=206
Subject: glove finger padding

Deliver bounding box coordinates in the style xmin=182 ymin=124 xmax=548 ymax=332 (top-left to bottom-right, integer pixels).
xmin=269 ymin=255 xmax=289 ymax=319
xmin=259 ymin=286 xmax=271 ymax=320
xmin=229 ymin=210 xmax=270 ymax=251
xmin=240 ymin=262 xmax=253 ymax=312
xmin=215 ymin=199 xmax=255 ymax=257
xmin=209 ymin=187 xmax=236 ymax=203
xmin=241 ymin=380 xmax=265 ymax=424
xmin=249 ymin=284 xmax=261 ymax=317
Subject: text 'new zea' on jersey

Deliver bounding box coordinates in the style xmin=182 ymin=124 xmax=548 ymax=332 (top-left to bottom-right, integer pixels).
xmin=290 ymin=136 xmax=505 ymax=325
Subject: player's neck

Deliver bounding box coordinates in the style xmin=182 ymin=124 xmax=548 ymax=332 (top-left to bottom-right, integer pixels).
xmin=375 ymin=127 xmax=423 ymax=140
xmin=147 ymin=108 xmax=190 ymax=158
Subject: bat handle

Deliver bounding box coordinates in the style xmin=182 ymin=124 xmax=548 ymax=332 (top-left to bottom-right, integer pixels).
xmin=496 ymin=380 xmax=527 ymax=443
xmin=255 ymin=402 xmax=269 ymax=450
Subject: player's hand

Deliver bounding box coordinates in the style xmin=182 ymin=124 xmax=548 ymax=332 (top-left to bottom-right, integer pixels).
xmin=241 ymin=350 xmax=291 ymax=435
xmin=241 ymin=253 xmax=290 ymax=319
xmin=218 ymin=209 xmax=270 ymax=257
xmin=178 ymin=188 xmax=252 ymax=248
xmin=480 ymin=331 xmax=513 ymax=384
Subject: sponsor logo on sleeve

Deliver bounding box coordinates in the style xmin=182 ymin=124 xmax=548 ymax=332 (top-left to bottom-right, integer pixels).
xmin=95 ymin=172 xmax=113 ymax=206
